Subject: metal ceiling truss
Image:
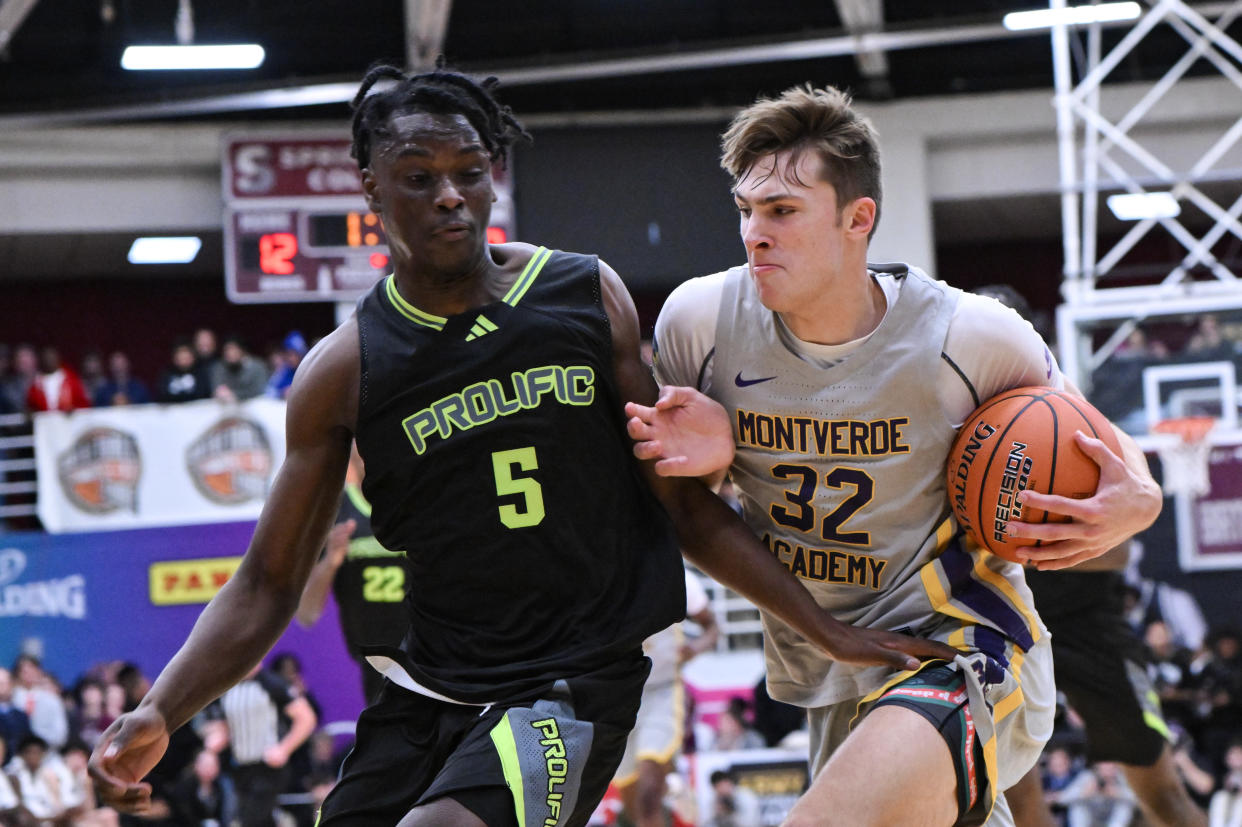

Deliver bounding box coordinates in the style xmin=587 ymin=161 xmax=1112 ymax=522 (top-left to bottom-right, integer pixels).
xmin=1053 ymin=0 xmax=1242 ymax=387
xmin=833 ymin=0 xmax=890 ymax=89
xmin=405 ymin=0 xmax=452 ymax=71
xmin=5 ymin=3 xmax=1236 ymax=129
xmin=0 ymin=0 xmax=40 ymax=54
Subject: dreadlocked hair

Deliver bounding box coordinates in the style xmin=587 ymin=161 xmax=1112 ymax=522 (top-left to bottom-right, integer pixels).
xmin=349 ymin=59 xmax=530 ymax=171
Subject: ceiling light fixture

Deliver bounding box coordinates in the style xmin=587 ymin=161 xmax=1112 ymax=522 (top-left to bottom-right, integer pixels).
xmin=128 ymin=236 xmax=203 ymax=264
xmin=121 ymin=44 xmax=265 ymax=71
xmin=1106 ymin=192 xmax=1181 ymax=221
xmin=1002 ymin=2 xmax=1141 ymax=31
xmin=121 ymin=0 xmax=263 ymax=70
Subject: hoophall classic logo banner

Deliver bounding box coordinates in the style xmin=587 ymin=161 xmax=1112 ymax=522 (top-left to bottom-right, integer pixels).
xmin=33 ymin=398 xmax=287 ymax=534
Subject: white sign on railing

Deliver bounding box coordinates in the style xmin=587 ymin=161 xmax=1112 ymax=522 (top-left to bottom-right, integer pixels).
xmin=33 ymin=398 xmax=287 ymax=534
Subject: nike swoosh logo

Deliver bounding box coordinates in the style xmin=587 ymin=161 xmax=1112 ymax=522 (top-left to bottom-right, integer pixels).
xmin=734 ymin=371 xmax=778 ymax=387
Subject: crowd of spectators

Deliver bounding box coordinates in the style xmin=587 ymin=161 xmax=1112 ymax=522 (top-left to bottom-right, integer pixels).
xmin=0 ymin=327 xmax=314 ymax=417
xmin=1091 ymin=313 xmax=1242 ymax=434
xmin=0 ymin=327 xmax=317 ymax=529
xmin=1022 ymin=573 xmax=1242 ymax=827
xmin=0 ymin=654 xmax=344 ymax=827
xmin=4 ymin=577 xmax=1242 ymax=825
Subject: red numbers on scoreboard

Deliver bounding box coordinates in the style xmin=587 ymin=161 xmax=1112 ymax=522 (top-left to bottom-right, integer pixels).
xmin=258 ymin=232 xmax=298 ymax=274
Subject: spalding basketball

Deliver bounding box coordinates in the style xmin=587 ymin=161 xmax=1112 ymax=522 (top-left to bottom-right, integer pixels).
xmin=945 ymin=386 xmax=1122 ymax=563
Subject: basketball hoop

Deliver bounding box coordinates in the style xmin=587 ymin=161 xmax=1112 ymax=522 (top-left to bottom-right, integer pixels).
xmin=1152 ymin=416 xmax=1215 ymax=498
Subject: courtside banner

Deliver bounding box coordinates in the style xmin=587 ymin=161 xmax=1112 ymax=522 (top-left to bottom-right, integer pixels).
xmin=0 ymin=522 xmax=365 ymax=727
xmin=1179 ymin=441 xmax=1242 ymax=570
xmin=33 ymin=397 xmax=286 ymax=533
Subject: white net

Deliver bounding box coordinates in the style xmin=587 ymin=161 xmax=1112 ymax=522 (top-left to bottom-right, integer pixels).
xmin=1153 ymin=418 xmax=1215 ymax=498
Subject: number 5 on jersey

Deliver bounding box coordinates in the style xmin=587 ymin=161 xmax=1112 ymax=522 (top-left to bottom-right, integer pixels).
xmin=492 ymin=447 xmax=545 ymax=529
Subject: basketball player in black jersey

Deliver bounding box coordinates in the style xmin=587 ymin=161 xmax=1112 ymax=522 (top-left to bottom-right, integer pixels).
xmin=88 ymin=64 xmax=954 ymax=827
xmin=294 ymin=441 xmax=410 ymax=704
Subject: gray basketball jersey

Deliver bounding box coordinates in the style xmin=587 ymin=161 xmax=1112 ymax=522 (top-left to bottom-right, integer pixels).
xmin=712 ymin=264 xmax=1044 ymax=707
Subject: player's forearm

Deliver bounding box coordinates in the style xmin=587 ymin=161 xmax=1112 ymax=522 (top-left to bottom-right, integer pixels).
xmin=667 ymin=482 xmax=850 ymax=651
xmin=1113 ymin=424 xmax=1162 ymax=532
xmin=294 ymin=559 xmax=335 ymax=626
xmin=139 ymin=569 xmax=301 ymax=733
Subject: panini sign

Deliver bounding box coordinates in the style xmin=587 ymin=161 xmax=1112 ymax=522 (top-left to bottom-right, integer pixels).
xmin=149 ymin=556 xmax=243 ymax=605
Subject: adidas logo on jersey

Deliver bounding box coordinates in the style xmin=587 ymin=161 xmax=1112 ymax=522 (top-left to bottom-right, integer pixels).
xmin=465 ymin=314 xmax=499 ymax=341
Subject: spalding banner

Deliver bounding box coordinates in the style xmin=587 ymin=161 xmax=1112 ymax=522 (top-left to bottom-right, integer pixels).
xmin=33 ymin=398 xmax=286 ymax=533
xmin=0 ymin=522 xmax=365 ymax=730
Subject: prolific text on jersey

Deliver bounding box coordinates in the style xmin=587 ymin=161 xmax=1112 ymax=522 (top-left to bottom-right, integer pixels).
xmin=402 ymin=365 xmax=596 ymax=454
xmin=736 ymin=410 xmax=910 ymax=457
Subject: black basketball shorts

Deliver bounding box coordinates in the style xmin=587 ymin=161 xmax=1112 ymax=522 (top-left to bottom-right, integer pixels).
xmin=1045 ymin=607 xmax=1169 ymax=766
xmin=316 ymin=654 xmax=650 ymax=827
xmin=871 ymin=663 xmax=990 ymax=827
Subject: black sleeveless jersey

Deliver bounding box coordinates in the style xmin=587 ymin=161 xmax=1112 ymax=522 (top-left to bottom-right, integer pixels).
xmin=354 ymin=246 xmax=685 ymax=703
xmin=330 ymin=484 xmax=412 ymax=660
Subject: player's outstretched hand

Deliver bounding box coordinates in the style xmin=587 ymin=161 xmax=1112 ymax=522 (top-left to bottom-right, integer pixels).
xmin=1006 ymin=430 xmax=1162 ymax=571
xmin=624 ymin=386 xmax=735 ymax=477
xmin=326 ymin=518 xmax=357 ymax=565
xmin=821 ymin=623 xmax=960 ymax=673
xmin=88 ymin=707 xmax=171 ymax=814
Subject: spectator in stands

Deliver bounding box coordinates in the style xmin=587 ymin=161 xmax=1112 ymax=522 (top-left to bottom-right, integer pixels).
xmin=192 ymin=328 xmax=219 ymax=373
xmin=0 ymin=346 xmax=12 ymax=417
xmin=264 ymin=331 xmax=308 ymax=400
xmin=1187 ymin=314 xmax=1235 ymax=359
xmin=192 ymin=328 xmax=221 ymax=398
xmin=103 ymin=682 xmax=124 ymax=724
xmin=1169 ymin=723 xmax=1218 ymax=811
xmin=26 ymin=347 xmax=90 ymax=413
xmin=69 ymin=680 xmax=113 ymax=750
xmin=1126 ymin=557 xmax=1209 ymax=653
xmin=0 ymin=736 xmax=20 ymax=827
xmin=8 ymin=734 xmax=66 ymax=824
xmin=705 ymin=769 xmax=761 ymax=827
xmin=1041 ymin=745 xmax=1086 ymax=822
xmin=304 ymin=731 xmax=343 ymax=791
xmin=306 ymin=771 xmax=338 ymax=827
xmin=1144 ymin=620 xmax=1201 ymax=734
xmin=60 ymin=738 xmax=118 ymax=827
xmin=114 ymin=664 xmax=149 ymax=716
xmin=203 ymin=662 xmax=316 ymax=827
xmin=709 ymin=697 xmax=766 ymax=752
xmin=10 ymin=657 xmax=67 ymax=751
xmin=1061 ymin=761 xmax=1139 ymax=827
xmin=0 ymin=665 xmax=32 ymax=764
xmin=751 ymin=673 xmax=805 ymax=749
xmin=1 ymin=344 xmax=36 ymax=414
xmin=209 ymin=335 xmax=268 ymax=403
xmin=1210 ymin=738 xmax=1242 ymax=827
xmin=0 ymin=669 xmax=32 ymax=761
xmin=155 ymin=338 xmax=209 ymax=404
xmin=169 ymin=747 xmax=238 ymax=827
xmin=1197 ymin=628 xmax=1242 ymax=764
xmin=78 ymin=350 xmax=107 ymax=404
xmin=1115 ymin=327 xmax=1169 ymax=361
xmin=93 ymin=351 xmax=150 ymax=407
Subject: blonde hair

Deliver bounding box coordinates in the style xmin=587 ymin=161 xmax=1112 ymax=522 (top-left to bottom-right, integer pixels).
xmin=721 ymin=85 xmax=882 ymax=237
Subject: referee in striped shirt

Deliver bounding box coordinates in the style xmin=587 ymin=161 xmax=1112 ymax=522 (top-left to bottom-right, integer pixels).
xmin=204 ymin=663 xmax=316 ymax=827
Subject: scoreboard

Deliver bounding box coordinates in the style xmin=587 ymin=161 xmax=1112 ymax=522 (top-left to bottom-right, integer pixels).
xmin=222 ymin=134 xmax=514 ymax=303
xmin=226 ymin=206 xmax=392 ymax=301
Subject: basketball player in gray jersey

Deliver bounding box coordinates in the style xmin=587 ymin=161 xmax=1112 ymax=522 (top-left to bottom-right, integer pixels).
xmin=626 ymin=84 xmax=1164 ymax=826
